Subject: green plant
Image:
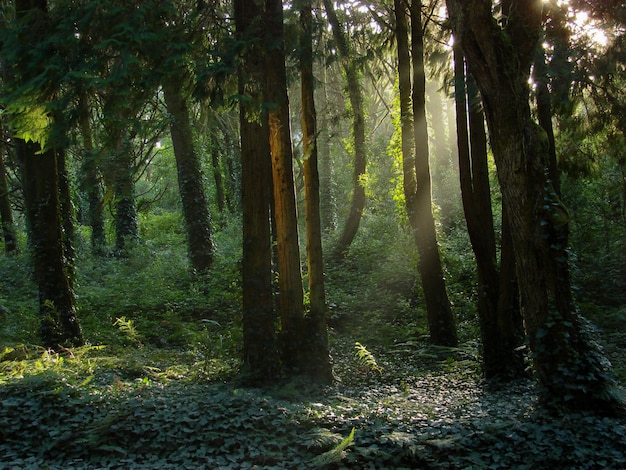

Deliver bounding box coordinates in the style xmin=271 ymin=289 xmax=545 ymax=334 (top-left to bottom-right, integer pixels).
xmin=113 ymin=317 xmax=142 ymax=346
xmin=354 ymin=341 xmax=383 ymax=375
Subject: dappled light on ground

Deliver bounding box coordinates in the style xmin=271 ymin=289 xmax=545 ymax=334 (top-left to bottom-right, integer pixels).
xmin=1 ymin=338 xmax=625 ymax=469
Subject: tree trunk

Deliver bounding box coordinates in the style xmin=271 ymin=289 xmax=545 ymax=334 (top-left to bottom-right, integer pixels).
xmin=410 ymin=0 xmax=457 ymax=347
xmin=78 ymin=94 xmax=106 ymax=253
xmin=235 ymin=0 xmax=280 ymax=382
xmin=16 ymin=140 xmax=83 ymax=348
xmin=323 ymin=0 xmax=367 ymax=260
xmin=0 ymin=148 xmax=18 ymax=255
xmin=447 ymin=0 xmax=623 ymax=413
xmin=163 ymin=78 xmax=215 ymax=275
xmin=264 ymin=0 xmax=306 ymax=372
xmin=318 ymin=65 xmax=336 ymax=233
xmin=300 ymin=0 xmax=333 ymax=384
xmin=11 ymin=0 xmax=83 ymax=348
xmin=211 ymin=144 xmax=226 ymax=215
xmin=454 ymin=46 xmax=523 ymax=377
xmin=112 ymin=135 xmax=138 ymax=255
xmin=533 ymin=46 xmax=559 ymax=195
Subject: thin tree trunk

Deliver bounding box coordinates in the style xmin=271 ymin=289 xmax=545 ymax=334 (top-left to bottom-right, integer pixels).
xmin=411 ymin=0 xmax=457 ymax=347
xmin=163 ymin=78 xmax=215 ymax=274
xmin=323 ymin=0 xmax=367 ymax=260
xmin=454 ymin=46 xmax=523 ymax=377
xmin=533 ymin=45 xmax=559 ymax=195
xmin=78 ymin=94 xmax=106 ymax=253
xmin=112 ymin=133 xmax=138 ymax=254
xmin=211 ymin=144 xmax=226 ymax=215
xmin=264 ymin=0 xmax=306 ymax=372
xmin=235 ymin=0 xmax=279 ymax=382
xmin=0 ymin=149 xmax=18 ymax=255
xmin=300 ymin=0 xmax=333 ymax=383
xmin=318 ymin=65 xmax=336 ymax=232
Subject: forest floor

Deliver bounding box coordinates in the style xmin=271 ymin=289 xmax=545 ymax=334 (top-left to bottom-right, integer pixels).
xmin=1 ymin=325 xmax=625 ymax=469
xmin=1 ymin=242 xmax=626 ymax=469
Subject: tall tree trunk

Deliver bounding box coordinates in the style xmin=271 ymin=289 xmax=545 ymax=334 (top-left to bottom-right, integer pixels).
xmin=12 ymin=0 xmax=83 ymax=348
xmin=318 ymin=65 xmax=336 ymax=232
xmin=107 ymin=123 xmax=138 ymax=255
xmin=300 ymin=0 xmax=333 ymax=384
xmin=323 ymin=0 xmax=367 ymax=260
xmin=533 ymin=45 xmax=559 ymax=195
xmin=410 ymin=0 xmax=457 ymax=347
xmin=264 ymin=0 xmax=306 ymax=372
xmin=78 ymin=94 xmax=106 ymax=253
xmin=454 ymin=46 xmax=522 ymax=378
xmin=16 ymin=139 xmax=83 ymax=348
xmin=211 ymin=144 xmax=226 ymax=215
xmin=0 ymin=148 xmax=18 ymax=255
xmin=235 ymin=0 xmax=279 ymax=382
xmin=447 ymin=0 xmax=623 ymax=413
xmin=163 ymin=78 xmax=215 ymax=275
xmin=56 ymin=148 xmax=76 ymax=289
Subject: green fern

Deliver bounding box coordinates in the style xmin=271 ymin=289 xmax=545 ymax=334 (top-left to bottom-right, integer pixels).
xmin=114 ymin=316 xmax=141 ymax=345
xmin=310 ymin=427 xmax=355 ymax=466
xmin=355 ymin=341 xmax=383 ymax=374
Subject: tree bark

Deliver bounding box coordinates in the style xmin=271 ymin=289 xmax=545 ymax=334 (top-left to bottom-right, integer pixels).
xmin=0 ymin=147 xmax=18 ymax=255
xmin=323 ymin=0 xmax=367 ymax=260
xmin=264 ymin=0 xmax=307 ymax=372
xmin=12 ymin=0 xmax=83 ymax=348
xmin=410 ymin=0 xmax=457 ymax=347
xmin=163 ymin=77 xmax=215 ymax=275
xmin=447 ymin=0 xmax=623 ymax=413
xmin=235 ymin=0 xmax=280 ymax=382
xmin=300 ymin=0 xmax=333 ymax=384
xmin=16 ymin=139 xmax=83 ymax=348
xmin=78 ymin=94 xmax=106 ymax=253
xmin=454 ymin=46 xmax=523 ymax=377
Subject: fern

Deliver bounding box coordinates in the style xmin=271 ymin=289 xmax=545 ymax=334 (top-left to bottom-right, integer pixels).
xmin=355 ymin=341 xmax=383 ymax=374
xmin=114 ymin=316 xmax=141 ymax=345
xmin=310 ymin=427 xmax=355 ymax=466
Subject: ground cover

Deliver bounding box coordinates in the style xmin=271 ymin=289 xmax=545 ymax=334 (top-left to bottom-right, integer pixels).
xmin=1 ymin=334 xmax=625 ymax=469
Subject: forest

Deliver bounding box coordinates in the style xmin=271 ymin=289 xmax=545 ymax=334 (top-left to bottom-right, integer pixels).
xmin=1 ymin=0 xmax=625 ymax=468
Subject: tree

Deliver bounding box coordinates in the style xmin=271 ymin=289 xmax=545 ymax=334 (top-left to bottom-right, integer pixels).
xmin=299 ymin=0 xmax=333 ymax=383
xmin=395 ymin=0 xmax=456 ymax=346
xmin=5 ymin=0 xmax=84 ymax=348
xmin=323 ymin=0 xmax=367 ymax=260
xmin=264 ymin=0 xmax=307 ymax=372
xmin=453 ymin=46 xmax=523 ymax=378
xmin=446 ymin=0 xmax=623 ymax=413
xmin=0 ymin=126 xmax=18 ymax=255
xmin=235 ymin=0 xmax=280 ymax=382
xmin=162 ymin=76 xmax=215 ymax=274
xmin=77 ymin=92 xmax=106 ymax=253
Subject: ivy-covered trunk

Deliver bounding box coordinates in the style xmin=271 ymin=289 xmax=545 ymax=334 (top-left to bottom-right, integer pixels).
xmin=323 ymin=0 xmax=367 ymax=261
xmin=16 ymin=140 xmax=83 ymax=348
xmin=235 ymin=0 xmax=280 ymax=383
xmin=78 ymin=94 xmax=106 ymax=253
xmin=163 ymin=78 xmax=214 ymax=275
xmin=0 ymin=148 xmax=18 ymax=255
xmin=447 ymin=0 xmax=622 ymax=413
xmin=111 ymin=130 xmax=138 ymax=254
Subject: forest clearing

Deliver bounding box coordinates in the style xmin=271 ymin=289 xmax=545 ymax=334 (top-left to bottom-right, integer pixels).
xmin=1 ymin=0 xmax=626 ymax=468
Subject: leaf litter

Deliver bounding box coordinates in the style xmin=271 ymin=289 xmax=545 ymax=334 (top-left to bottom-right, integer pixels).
xmin=1 ymin=337 xmax=625 ymax=469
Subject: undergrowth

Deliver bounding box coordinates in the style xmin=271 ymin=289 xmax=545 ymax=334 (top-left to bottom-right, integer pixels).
xmin=1 ymin=214 xmax=625 ymax=468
